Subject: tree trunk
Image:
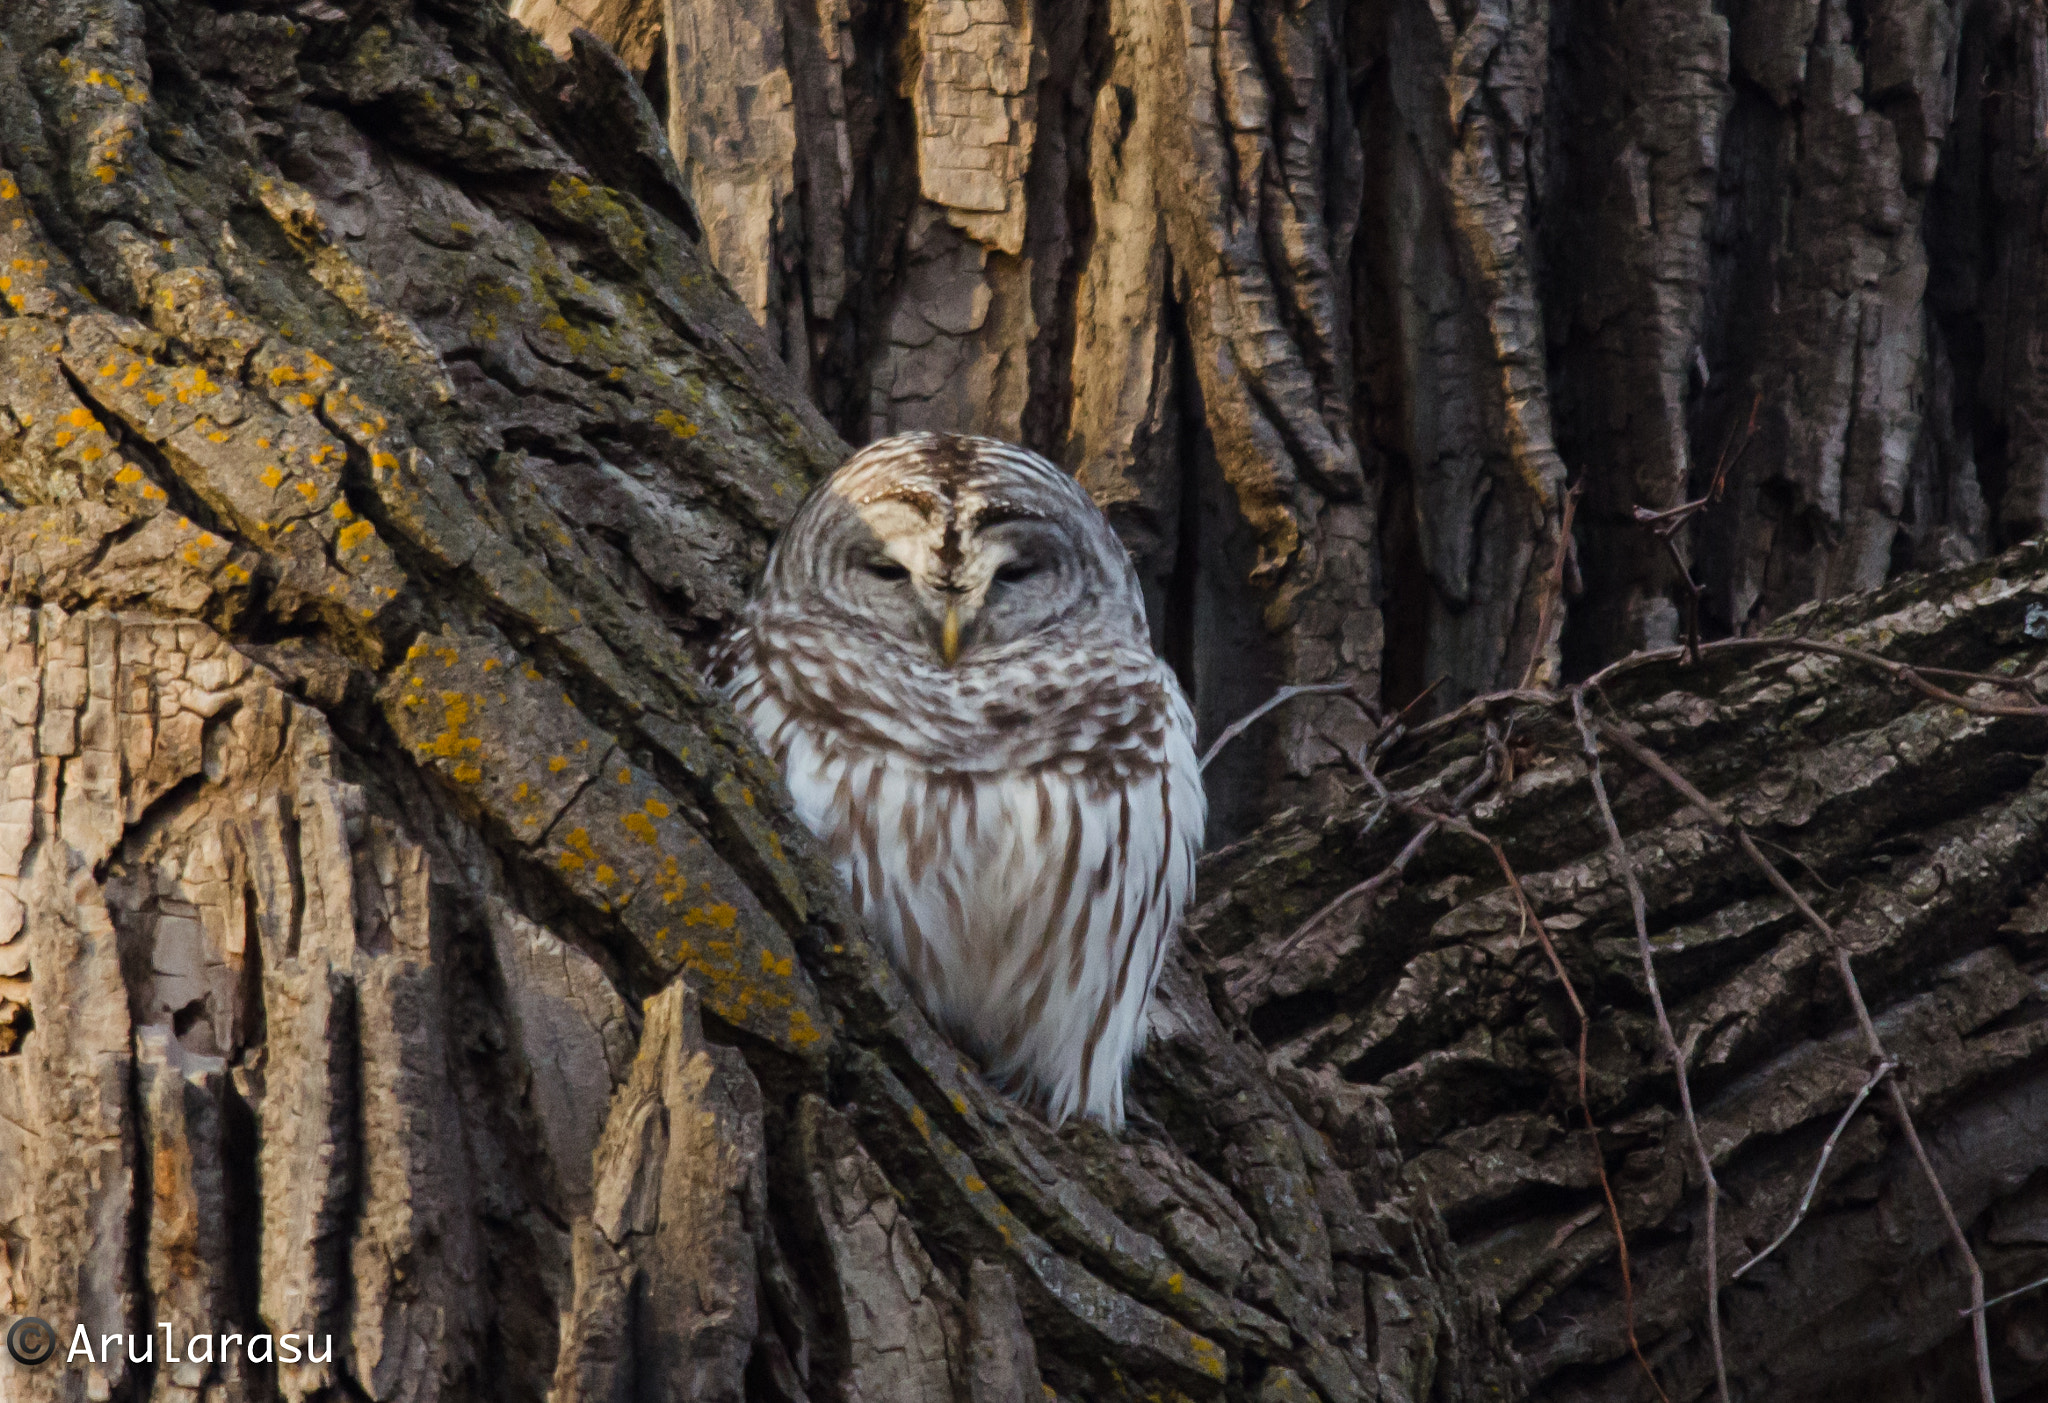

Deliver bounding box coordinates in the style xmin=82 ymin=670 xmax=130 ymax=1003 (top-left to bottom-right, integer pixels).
xmin=517 ymin=0 xmax=2048 ymax=844
xmin=0 ymin=2 xmax=2044 ymax=1403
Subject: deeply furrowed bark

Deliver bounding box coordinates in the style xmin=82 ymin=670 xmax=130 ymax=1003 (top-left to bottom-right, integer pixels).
xmin=521 ymin=0 xmax=2048 ymax=849
xmin=1198 ymin=551 xmax=2048 ymax=1400
xmin=2 ymin=2 xmax=2047 ymax=1403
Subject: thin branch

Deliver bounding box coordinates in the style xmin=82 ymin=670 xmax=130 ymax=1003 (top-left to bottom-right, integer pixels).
xmin=1200 ymin=682 xmax=1371 ymax=772
xmin=1571 ymin=691 xmax=1730 ymax=1403
xmin=1629 ymin=392 xmax=1760 ymax=663
xmin=1521 ymin=483 xmax=1583 ymax=690
xmin=1733 ymin=1058 xmax=1896 ymax=1281
xmin=1274 ymin=820 xmax=1441 ymax=952
xmin=1581 ymin=634 xmax=2048 ymax=717
xmin=1965 ymin=1271 xmax=2048 ymax=1317
xmin=1465 ymin=825 xmax=1672 ymax=1403
xmin=1257 ymin=744 xmax=1500 ymax=968
xmin=1595 ymin=718 xmax=1996 ymax=1403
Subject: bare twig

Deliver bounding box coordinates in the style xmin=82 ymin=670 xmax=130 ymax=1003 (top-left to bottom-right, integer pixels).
xmin=1200 ymin=682 xmax=1373 ymax=772
xmin=1581 ymin=634 xmax=2048 ymax=718
xmin=1274 ymin=820 xmax=1440 ymax=953
xmin=1466 ymin=826 xmax=1671 ymax=1403
xmin=1595 ymin=717 xmax=1997 ymax=1403
xmin=1262 ymin=744 xmax=1500 ymax=964
xmin=1521 ymin=483 xmax=1583 ymax=690
xmin=1965 ymin=1271 xmax=2048 ymax=1317
xmin=1629 ymin=391 xmax=1760 ymax=663
xmin=1571 ymin=691 xmax=1730 ymax=1403
xmin=1733 ymin=1058 xmax=1896 ymax=1281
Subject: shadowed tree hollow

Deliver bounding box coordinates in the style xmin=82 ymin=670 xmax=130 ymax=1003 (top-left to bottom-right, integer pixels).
xmin=1 ymin=1 xmax=2047 ymax=1402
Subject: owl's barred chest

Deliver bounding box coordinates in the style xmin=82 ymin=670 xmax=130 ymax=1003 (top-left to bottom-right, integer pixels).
xmin=754 ymin=668 xmax=1198 ymax=1044
xmin=733 ymin=639 xmax=1178 ymax=891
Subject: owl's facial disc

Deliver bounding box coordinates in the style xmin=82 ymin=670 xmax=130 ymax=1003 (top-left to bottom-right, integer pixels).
xmin=845 ymin=495 xmax=1075 ymax=667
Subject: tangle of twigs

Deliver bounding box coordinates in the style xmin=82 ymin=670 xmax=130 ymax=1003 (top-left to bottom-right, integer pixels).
xmin=1594 ymin=718 xmax=1997 ymax=1403
xmin=1196 ymin=612 xmax=2039 ymax=1402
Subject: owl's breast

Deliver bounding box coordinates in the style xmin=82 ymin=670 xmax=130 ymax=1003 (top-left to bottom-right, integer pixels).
xmin=717 ymin=617 xmax=1205 ymax=1123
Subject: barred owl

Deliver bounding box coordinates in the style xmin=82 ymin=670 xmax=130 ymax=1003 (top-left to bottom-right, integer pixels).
xmin=711 ymin=432 xmax=1204 ymax=1127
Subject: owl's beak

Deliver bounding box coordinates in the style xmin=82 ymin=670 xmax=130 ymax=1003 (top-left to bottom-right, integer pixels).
xmin=941 ymin=602 xmax=962 ymax=667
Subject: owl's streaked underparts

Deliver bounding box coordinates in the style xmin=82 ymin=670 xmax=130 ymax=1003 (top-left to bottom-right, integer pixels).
xmin=711 ymin=432 xmax=1204 ymax=1127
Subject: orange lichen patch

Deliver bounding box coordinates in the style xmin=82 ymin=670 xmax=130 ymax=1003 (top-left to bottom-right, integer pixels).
xmin=112 ymin=465 xmax=142 ymax=485
xmin=653 ymin=409 xmax=698 ymax=439
xmin=259 ymin=464 xmax=284 ymax=489
xmin=760 ymin=949 xmax=794 ymax=978
xmin=382 ymin=629 xmax=616 ymax=845
xmin=557 ymin=826 xmax=596 ymax=873
xmin=414 ymin=690 xmax=486 ymax=764
xmin=682 ymin=903 xmax=738 ymax=929
xmin=337 ymin=521 xmax=374 ymax=553
xmin=331 ymin=501 xmax=352 ymax=521
xmin=172 ymin=366 xmax=220 ymax=403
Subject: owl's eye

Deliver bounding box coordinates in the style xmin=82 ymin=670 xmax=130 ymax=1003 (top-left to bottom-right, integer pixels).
xmin=994 ymin=559 xmax=1040 ymax=584
xmin=865 ymin=560 xmax=910 ymax=582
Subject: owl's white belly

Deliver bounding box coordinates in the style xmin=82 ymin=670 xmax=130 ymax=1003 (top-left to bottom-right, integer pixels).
xmin=773 ymin=719 xmax=1202 ymax=1127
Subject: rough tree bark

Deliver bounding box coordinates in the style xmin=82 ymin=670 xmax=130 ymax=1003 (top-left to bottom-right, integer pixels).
xmin=0 ymin=2 xmax=2044 ymax=1403
xmin=515 ymin=0 xmax=2048 ymax=845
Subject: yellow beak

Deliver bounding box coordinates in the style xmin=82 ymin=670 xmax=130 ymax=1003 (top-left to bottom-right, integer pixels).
xmin=942 ymin=603 xmax=961 ymax=667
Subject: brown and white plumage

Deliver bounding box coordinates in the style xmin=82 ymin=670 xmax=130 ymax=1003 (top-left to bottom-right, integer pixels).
xmin=711 ymin=432 xmax=1203 ymax=1127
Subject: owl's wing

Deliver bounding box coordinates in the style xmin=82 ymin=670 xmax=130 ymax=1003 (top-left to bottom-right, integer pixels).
xmin=972 ymin=696 xmax=1205 ymax=1126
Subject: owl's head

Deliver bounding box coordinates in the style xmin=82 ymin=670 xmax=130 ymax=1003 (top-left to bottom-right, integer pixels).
xmin=760 ymin=433 xmax=1146 ymax=669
